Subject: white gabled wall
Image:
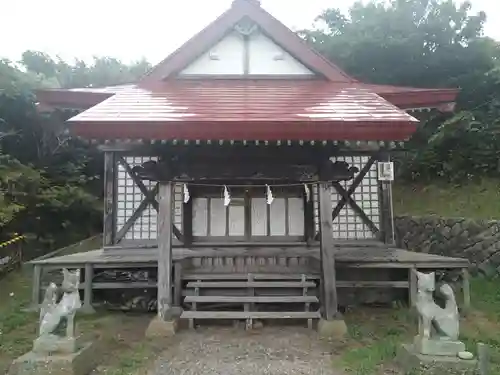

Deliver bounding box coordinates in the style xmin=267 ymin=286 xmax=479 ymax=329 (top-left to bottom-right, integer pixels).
xmin=179 ymin=28 xmax=314 ymax=76
xmin=248 ymin=32 xmax=314 ymax=76
xmin=180 ymin=31 xmax=245 ymax=76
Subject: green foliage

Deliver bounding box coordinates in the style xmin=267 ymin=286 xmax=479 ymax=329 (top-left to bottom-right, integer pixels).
xmin=0 ymin=153 xmax=41 ymax=227
xmin=393 ymin=179 xmax=500 ymax=219
xmin=0 ymin=54 xmax=149 ymax=254
xmin=301 ymin=0 xmax=500 ymax=182
xmin=19 ymin=50 xmax=151 ymax=89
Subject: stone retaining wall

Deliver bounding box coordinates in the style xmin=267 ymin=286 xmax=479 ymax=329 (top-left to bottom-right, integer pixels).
xmin=394 ymin=215 xmax=500 ymax=277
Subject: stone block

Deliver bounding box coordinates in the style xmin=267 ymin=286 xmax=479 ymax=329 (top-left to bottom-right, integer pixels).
xmin=317 ymin=319 xmax=348 ymax=339
xmin=145 ymin=316 xmax=178 ymax=338
xmin=450 ymin=223 xmax=462 ymax=237
xmin=397 ymin=343 xmax=477 ymax=375
xmin=9 ymin=342 xmax=98 ymax=375
xmin=32 ymin=335 xmax=81 ymax=355
xmin=413 ymin=336 xmax=465 ymax=356
xmin=79 ymin=305 xmax=96 ymax=315
xmin=478 ymin=261 xmax=497 ymax=278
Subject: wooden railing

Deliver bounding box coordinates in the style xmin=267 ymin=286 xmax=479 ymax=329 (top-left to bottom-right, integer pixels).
xmin=0 ymin=234 xmax=24 ymax=278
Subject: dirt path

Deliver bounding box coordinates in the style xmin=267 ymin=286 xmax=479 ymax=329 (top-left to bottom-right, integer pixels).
xmin=149 ymin=326 xmax=345 ymax=375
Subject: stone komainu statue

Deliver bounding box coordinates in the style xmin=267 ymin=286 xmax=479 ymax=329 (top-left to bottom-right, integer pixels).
xmin=39 ymin=268 xmax=82 ymax=338
xmin=415 ymin=271 xmax=459 ymax=341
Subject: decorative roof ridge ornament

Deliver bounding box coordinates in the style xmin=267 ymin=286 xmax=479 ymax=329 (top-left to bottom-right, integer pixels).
xmin=232 ymin=0 xmax=261 ymax=8
xmin=234 ymin=16 xmax=258 ymax=36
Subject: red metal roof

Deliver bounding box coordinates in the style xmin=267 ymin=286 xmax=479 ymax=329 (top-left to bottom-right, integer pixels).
xmin=36 ymin=83 xmax=459 ymax=112
xmin=364 ymin=84 xmax=459 ymax=109
xmin=35 ymin=0 xmax=459 ymax=142
xmin=68 ymin=80 xmax=418 ymax=141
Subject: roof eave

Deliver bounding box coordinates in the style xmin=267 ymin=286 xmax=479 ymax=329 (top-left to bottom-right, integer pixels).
xmin=378 ymin=88 xmax=460 ymax=111
xmin=68 ymin=119 xmax=418 ymax=142
xmin=35 ymin=89 xmax=112 ymax=110
xmin=36 ymin=85 xmax=460 ymax=113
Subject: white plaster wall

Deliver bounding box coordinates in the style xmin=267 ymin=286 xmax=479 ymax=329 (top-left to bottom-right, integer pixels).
xmin=179 ymin=31 xmax=245 ymax=76
xmin=248 ymin=32 xmax=314 ymax=76
xmin=179 ymin=29 xmax=314 ymax=76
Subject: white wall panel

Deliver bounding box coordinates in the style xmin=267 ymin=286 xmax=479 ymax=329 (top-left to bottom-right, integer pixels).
xmin=210 ymin=198 xmax=227 ymax=236
xmin=228 ymin=204 xmax=245 ymax=236
xmin=251 ymin=197 xmax=267 ymax=236
xmin=192 ymin=198 xmax=208 ymax=237
xmin=116 ymin=156 xmax=183 ymax=242
xmin=269 ymin=198 xmax=286 ymax=236
xmin=313 ymin=156 xmax=380 ymax=240
xmin=288 ymin=197 xmax=305 ymax=236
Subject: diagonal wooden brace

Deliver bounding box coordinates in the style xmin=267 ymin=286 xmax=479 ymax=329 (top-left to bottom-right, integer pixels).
xmin=115 ymin=184 xmax=159 ymax=242
xmin=332 ymin=181 xmax=379 ymax=235
xmin=331 ymin=156 xmax=379 ymax=235
xmin=118 ymin=157 xmax=183 ymax=241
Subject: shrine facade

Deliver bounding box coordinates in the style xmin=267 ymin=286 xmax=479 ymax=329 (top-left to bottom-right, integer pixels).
xmin=32 ymin=0 xmax=469 ymax=330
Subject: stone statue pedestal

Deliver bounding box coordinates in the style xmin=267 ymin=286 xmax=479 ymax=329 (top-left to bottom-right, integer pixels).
xmin=413 ymin=335 xmax=466 ymax=356
xmin=9 ymin=337 xmax=99 ymax=375
xmin=32 ymin=334 xmax=81 ymax=354
xmin=397 ymin=343 xmax=477 ymax=375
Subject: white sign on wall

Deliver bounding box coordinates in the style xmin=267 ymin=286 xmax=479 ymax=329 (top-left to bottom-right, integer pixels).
xmin=377 ymin=162 xmax=395 ymax=181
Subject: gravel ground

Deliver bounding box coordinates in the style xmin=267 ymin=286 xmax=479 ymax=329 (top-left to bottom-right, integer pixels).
xmin=149 ymin=325 xmax=345 ymax=375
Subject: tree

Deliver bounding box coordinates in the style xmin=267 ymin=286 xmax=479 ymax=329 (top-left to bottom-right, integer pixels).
xmin=0 ymin=52 xmax=151 ymax=253
xmin=19 ymin=51 xmax=151 ymax=89
xmin=301 ymin=0 xmax=500 ymax=181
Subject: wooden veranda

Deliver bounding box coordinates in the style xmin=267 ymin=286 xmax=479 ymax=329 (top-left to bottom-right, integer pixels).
xmin=29 ymin=242 xmax=470 ymax=325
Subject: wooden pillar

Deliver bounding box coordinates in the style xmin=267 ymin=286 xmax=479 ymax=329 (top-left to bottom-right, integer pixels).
xmin=182 ymin=194 xmax=193 ymax=246
xmin=81 ymin=264 xmax=96 ymax=314
xmin=103 ymin=152 xmax=117 ymax=247
xmin=462 ymin=268 xmax=471 ymax=313
xmin=409 ymin=267 xmax=418 ymax=308
xmin=304 ymin=184 xmax=315 ymax=245
xmin=157 ymin=182 xmax=174 ymax=320
xmin=318 ymin=182 xmax=339 ymax=320
xmin=174 ymin=262 xmax=183 ymax=307
xmin=378 ymin=152 xmax=394 ymax=245
xmin=31 ymin=264 xmax=42 ymax=309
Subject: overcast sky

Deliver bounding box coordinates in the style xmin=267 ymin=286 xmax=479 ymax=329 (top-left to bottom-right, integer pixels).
xmin=1 ymin=0 xmax=498 ymax=65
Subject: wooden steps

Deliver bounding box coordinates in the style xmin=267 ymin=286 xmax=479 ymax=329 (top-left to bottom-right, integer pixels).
xmin=184 ymin=296 xmax=318 ymax=303
xmin=186 ymin=281 xmax=316 ymax=288
xmin=181 ymin=273 xmax=320 ymax=329
xmin=183 ymin=273 xmax=320 ymax=280
xmin=181 ymin=311 xmax=321 ymax=319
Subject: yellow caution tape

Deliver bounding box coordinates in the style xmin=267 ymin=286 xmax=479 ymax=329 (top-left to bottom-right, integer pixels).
xmin=0 ymin=235 xmax=25 ymax=248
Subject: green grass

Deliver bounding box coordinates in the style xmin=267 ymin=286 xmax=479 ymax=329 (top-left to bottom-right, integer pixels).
xmin=393 ymin=179 xmax=500 ymax=219
xmin=2 ymin=184 xmax=500 ymax=374
xmin=337 ymin=308 xmax=413 ymax=374
xmin=0 ymin=236 xmax=168 ymax=374
xmin=0 ymin=270 xmax=162 ymax=375
xmin=337 ymin=277 xmax=500 ymax=375
xmin=0 ymin=270 xmax=36 ymax=357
